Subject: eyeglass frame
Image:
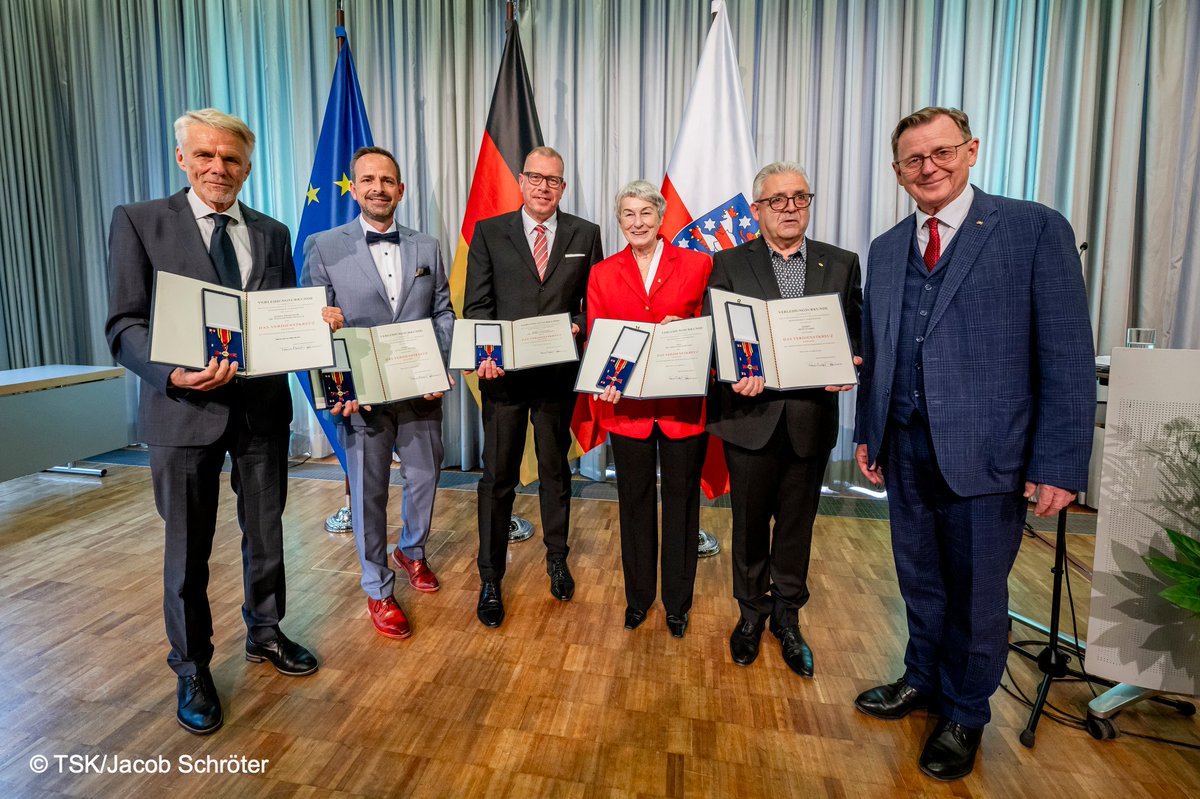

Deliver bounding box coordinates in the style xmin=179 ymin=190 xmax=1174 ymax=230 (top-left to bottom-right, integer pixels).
xmin=520 ymin=171 xmax=565 ymax=189
xmin=893 ymin=138 xmax=974 ymax=176
xmin=753 ymin=192 xmax=815 ymax=211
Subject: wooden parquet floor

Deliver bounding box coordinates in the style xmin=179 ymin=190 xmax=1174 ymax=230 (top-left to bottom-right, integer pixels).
xmin=0 ymin=464 xmax=1197 ymax=798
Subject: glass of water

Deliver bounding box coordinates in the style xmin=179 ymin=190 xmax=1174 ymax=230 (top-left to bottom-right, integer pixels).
xmin=1125 ymin=328 xmax=1157 ymax=348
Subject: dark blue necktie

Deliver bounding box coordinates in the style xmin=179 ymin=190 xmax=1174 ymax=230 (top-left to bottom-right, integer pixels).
xmin=209 ymin=213 xmax=242 ymax=289
xmin=365 ymin=230 xmax=401 ymax=246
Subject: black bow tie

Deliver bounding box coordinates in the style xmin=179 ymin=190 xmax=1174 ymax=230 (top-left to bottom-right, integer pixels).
xmin=365 ymin=230 xmax=400 ymax=246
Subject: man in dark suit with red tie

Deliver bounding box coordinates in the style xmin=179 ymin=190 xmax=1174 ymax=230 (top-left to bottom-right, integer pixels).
xmin=106 ymin=109 xmax=320 ymax=735
xmin=463 ymin=146 xmax=603 ymax=628
xmin=853 ymin=107 xmax=1093 ymax=780
xmin=706 ymin=161 xmax=863 ymax=679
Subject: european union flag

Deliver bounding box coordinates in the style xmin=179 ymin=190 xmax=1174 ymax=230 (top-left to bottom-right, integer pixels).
xmin=293 ymin=27 xmax=374 ymax=473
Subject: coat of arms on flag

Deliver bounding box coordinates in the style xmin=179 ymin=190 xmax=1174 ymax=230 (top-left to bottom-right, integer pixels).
xmin=672 ymin=195 xmax=759 ymax=254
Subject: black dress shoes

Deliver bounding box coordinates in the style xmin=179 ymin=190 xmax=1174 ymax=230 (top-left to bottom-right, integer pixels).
xmin=547 ymin=557 xmax=575 ymax=601
xmin=477 ymin=580 xmax=505 ymax=628
xmin=176 ymin=668 xmax=222 ymax=735
xmin=919 ymin=719 xmax=983 ymax=781
xmin=729 ymin=617 xmax=766 ymax=666
xmin=245 ymin=632 xmax=319 ymax=676
xmin=666 ymin=613 xmax=688 ymax=638
xmin=773 ymin=625 xmax=813 ymax=677
xmin=854 ymin=678 xmax=933 ymax=720
xmin=624 ymin=608 xmax=647 ymax=630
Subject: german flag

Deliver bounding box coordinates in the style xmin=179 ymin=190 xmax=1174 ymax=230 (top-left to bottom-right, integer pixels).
xmin=448 ymin=20 xmax=542 ymax=316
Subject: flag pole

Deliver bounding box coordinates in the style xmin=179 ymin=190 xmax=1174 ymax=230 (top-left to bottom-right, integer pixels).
xmin=325 ymin=0 xmax=354 ymax=535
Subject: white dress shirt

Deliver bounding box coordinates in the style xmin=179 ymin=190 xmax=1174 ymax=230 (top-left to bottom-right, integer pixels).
xmin=187 ymin=188 xmax=252 ymax=287
xmin=360 ymin=216 xmax=403 ymax=313
xmin=641 ymin=239 xmax=664 ymax=293
xmin=521 ymin=207 xmax=558 ymax=261
xmin=916 ymin=184 xmax=975 ymax=254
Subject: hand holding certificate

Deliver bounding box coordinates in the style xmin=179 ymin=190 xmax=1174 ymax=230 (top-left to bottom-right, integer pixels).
xmin=150 ymin=271 xmax=334 ymax=377
xmin=448 ymin=314 xmax=578 ymax=373
xmin=710 ymin=287 xmax=857 ymax=390
xmin=574 ymin=317 xmax=713 ymax=399
xmin=311 ymin=319 xmax=450 ymax=409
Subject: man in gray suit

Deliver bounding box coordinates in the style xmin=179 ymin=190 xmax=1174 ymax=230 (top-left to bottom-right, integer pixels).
xmin=302 ymin=146 xmax=454 ymax=641
xmin=106 ymin=109 xmax=319 ymax=736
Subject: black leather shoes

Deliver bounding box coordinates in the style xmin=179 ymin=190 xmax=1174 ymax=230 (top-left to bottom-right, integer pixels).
xmin=624 ymin=608 xmax=646 ymax=630
xmin=919 ymin=719 xmax=983 ymax=781
xmin=547 ymin=557 xmax=575 ymax=601
xmin=855 ymin=678 xmax=933 ymax=720
xmin=666 ymin=613 xmax=688 ymax=638
xmin=245 ymin=632 xmax=319 ymax=676
xmin=176 ymin=668 xmax=222 ymax=735
xmin=729 ymin=617 xmax=766 ymax=666
xmin=774 ymin=625 xmax=813 ymax=677
xmin=477 ymin=580 xmax=504 ymax=628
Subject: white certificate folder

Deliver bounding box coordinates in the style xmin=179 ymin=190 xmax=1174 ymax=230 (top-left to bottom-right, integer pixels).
xmin=448 ymin=313 xmax=578 ymax=371
xmin=709 ymin=288 xmax=857 ymax=390
xmin=309 ymin=320 xmax=450 ymax=407
xmin=148 ymin=270 xmax=333 ymax=377
xmin=574 ymin=317 xmax=713 ymax=399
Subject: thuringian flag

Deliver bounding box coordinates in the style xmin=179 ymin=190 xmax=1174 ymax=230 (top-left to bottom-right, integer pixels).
xmin=661 ymin=0 xmax=758 ymax=499
xmin=451 ymin=19 xmax=585 ymax=484
xmin=292 ymin=26 xmax=375 ymax=473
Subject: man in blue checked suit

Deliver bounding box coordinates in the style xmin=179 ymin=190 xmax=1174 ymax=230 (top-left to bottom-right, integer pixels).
xmin=852 ymin=107 xmax=1094 ymax=781
xmin=302 ymin=146 xmax=455 ymax=641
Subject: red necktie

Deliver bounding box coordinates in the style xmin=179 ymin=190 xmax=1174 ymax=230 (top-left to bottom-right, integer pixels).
xmin=533 ymin=224 xmax=549 ymax=281
xmin=923 ymin=218 xmax=941 ymax=271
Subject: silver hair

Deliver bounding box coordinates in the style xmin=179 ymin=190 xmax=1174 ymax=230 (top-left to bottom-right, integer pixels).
xmin=752 ymin=161 xmax=809 ymax=199
xmin=614 ymin=179 xmax=667 ymax=218
xmin=174 ymin=108 xmax=256 ymax=153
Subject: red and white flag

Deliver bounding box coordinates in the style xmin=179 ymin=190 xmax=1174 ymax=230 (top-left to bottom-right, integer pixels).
xmin=661 ymin=0 xmax=758 ymax=499
xmin=661 ymin=0 xmax=759 ymax=253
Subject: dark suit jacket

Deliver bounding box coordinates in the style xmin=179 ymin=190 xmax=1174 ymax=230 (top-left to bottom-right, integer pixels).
xmin=853 ymin=186 xmax=1094 ymax=496
xmin=105 ymin=188 xmax=295 ymax=447
xmin=463 ymin=208 xmax=603 ymax=398
xmin=585 ymin=239 xmax=712 ymax=440
xmin=706 ymin=235 xmax=863 ymax=455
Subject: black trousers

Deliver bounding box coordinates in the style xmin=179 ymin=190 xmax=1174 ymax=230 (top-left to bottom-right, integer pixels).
xmin=476 ymin=389 xmax=575 ymax=581
xmin=149 ymin=420 xmax=289 ymax=677
xmin=609 ymin=426 xmax=708 ymax=617
xmin=723 ymin=420 xmax=829 ymax=628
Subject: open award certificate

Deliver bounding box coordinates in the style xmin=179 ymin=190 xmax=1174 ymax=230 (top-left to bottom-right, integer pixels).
xmin=709 ymin=287 xmax=857 ymax=390
xmin=448 ymin=313 xmax=578 ymax=371
xmin=310 ymin=319 xmax=450 ymax=408
xmin=148 ymin=271 xmax=333 ymax=377
xmin=574 ymin=317 xmax=713 ymax=399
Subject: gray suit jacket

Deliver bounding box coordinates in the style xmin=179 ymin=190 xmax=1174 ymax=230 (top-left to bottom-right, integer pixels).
xmin=301 ymin=217 xmax=454 ymax=417
xmin=705 ymin=235 xmax=863 ymax=455
xmin=104 ymin=188 xmax=295 ymax=447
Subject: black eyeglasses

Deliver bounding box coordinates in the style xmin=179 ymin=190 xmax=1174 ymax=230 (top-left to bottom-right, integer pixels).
xmin=755 ymin=192 xmax=814 ymax=211
xmin=894 ymin=138 xmax=973 ymax=176
xmin=521 ymin=171 xmax=564 ymax=189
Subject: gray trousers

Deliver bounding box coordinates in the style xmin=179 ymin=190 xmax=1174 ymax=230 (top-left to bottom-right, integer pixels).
xmin=341 ymin=399 xmax=444 ymax=600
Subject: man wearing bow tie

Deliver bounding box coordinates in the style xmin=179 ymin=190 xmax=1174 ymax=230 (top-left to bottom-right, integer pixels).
xmin=302 ymin=146 xmax=455 ymax=640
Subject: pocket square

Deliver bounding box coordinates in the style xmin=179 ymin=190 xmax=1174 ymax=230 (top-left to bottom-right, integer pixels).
xmin=564 ymin=253 xmax=587 ymax=259
xmin=415 ymin=266 xmax=431 ymax=277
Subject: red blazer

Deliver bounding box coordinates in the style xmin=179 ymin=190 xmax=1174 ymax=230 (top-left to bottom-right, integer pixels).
xmin=583 ymin=239 xmax=712 ymax=440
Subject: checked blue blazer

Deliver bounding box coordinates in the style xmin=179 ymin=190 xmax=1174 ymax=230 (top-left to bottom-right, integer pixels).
xmin=853 ymin=186 xmax=1095 ymax=496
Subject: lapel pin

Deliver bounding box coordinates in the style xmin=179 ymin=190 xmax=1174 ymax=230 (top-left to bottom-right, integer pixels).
xmin=975 ymin=220 xmax=983 ymax=225
xmin=817 ymin=261 xmax=824 ymax=268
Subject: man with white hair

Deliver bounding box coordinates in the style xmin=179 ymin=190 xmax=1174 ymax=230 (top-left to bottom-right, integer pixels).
xmin=706 ymin=161 xmax=863 ymax=678
xmin=106 ymin=108 xmax=320 ymax=736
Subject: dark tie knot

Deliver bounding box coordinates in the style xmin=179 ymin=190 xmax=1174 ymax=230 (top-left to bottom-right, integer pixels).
xmin=210 ymin=213 xmax=233 ymax=231
xmin=366 ymin=230 xmax=401 ymax=246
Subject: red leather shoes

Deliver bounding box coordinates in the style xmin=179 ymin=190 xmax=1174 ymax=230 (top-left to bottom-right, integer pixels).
xmin=367 ymin=596 xmax=411 ymax=639
xmin=390 ymin=548 xmax=440 ymax=593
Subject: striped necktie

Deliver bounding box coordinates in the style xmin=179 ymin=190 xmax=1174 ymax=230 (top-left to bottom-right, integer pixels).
xmin=533 ymin=223 xmax=549 ymax=281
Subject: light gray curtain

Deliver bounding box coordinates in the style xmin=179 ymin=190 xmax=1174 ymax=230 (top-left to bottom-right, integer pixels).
xmin=0 ymin=0 xmax=1195 ymax=475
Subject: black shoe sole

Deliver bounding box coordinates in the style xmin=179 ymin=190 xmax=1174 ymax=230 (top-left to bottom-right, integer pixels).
xmin=177 ymin=715 xmax=223 ymax=735
xmin=477 ymin=612 xmax=504 ymax=628
xmin=918 ymin=762 xmax=974 ymax=782
xmin=244 ymin=652 xmax=319 ymax=677
xmin=853 ymin=699 xmax=931 ymax=721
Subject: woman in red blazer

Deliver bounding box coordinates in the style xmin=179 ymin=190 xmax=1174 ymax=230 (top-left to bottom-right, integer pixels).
xmin=586 ymin=180 xmax=713 ymax=637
